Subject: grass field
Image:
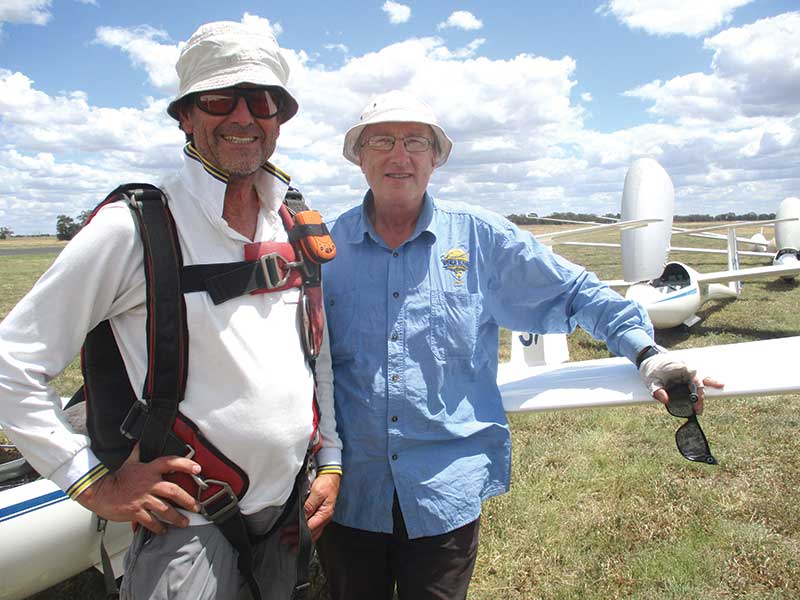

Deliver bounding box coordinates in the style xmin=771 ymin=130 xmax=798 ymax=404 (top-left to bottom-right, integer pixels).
xmin=1 ymin=228 xmax=799 ymax=599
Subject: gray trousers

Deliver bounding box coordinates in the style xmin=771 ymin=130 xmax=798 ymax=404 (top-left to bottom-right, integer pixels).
xmin=119 ymin=501 xmax=298 ymax=600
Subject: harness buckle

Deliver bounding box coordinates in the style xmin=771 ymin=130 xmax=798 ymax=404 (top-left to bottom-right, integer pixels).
xmin=119 ymin=401 xmax=147 ymax=441
xmin=182 ymin=444 xmax=210 ymax=492
xmin=198 ymin=479 xmax=239 ymax=523
xmin=259 ymin=252 xmax=304 ymax=290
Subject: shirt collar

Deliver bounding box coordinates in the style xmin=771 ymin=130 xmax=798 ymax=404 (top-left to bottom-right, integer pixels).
xmin=348 ymin=190 xmax=437 ymax=246
xmin=180 ymin=142 xmax=290 ymax=225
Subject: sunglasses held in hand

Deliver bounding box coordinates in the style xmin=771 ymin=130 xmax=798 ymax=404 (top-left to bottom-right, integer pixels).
xmin=665 ymin=382 xmax=717 ymax=465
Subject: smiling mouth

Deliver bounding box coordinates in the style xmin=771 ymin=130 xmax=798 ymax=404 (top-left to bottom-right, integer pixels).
xmin=222 ymin=135 xmax=258 ymax=144
xmin=386 ymin=174 xmax=411 ymax=179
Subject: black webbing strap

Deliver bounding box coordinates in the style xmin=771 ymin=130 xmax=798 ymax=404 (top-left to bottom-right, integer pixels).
xmin=181 ymin=259 xmax=296 ymax=305
xmin=287 ymin=223 xmax=327 ymax=241
xmin=123 ymin=186 xmax=188 ymax=463
xmin=97 ymin=518 xmax=120 ymax=599
xmin=292 ymin=460 xmax=313 ymax=600
xmin=211 ymin=507 xmax=262 ymax=600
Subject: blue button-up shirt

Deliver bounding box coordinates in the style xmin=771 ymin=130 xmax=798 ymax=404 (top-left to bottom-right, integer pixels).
xmin=323 ymin=192 xmax=654 ymax=538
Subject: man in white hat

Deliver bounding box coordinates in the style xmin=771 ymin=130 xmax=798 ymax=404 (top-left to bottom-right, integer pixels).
xmin=316 ymin=90 xmax=721 ymax=599
xmin=0 ymin=21 xmax=341 ymax=600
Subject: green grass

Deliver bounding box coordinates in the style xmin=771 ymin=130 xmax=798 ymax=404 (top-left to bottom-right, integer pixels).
xmin=3 ymin=227 xmax=799 ymax=599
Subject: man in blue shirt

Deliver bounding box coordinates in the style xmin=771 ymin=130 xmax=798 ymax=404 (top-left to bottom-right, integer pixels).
xmin=317 ymin=91 xmax=719 ymax=600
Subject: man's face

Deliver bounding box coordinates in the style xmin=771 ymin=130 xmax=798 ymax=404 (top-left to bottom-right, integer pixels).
xmin=178 ymin=86 xmax=280 ymax=177
xmin=358 ymin=122 xmax=436 ymax=210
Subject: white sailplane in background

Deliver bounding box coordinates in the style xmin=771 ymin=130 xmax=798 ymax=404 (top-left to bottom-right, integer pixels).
xmin=555 ymin=158 xmax=800 ymax=329
xmin=553 ymin=195 xmax=800 ymax=274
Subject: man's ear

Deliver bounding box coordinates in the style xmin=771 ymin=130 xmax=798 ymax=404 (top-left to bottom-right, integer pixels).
xmin=177 ymin=101 xmax=194 ymax=135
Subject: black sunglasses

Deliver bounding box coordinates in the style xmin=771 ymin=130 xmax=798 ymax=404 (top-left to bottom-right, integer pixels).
xmin=194 ymin=88 xmax=282 ymax=119
xmin=665 ymin=382 xmax=717 ymax=465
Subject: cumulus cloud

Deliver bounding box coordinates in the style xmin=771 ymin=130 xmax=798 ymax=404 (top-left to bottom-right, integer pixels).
xmin=625 ymin=13 xmax=800 ymax=120
xmin=438 ymin=11 xmax=483 ymax=31
xmin=0 ymin=0 xmax=52 ymax=26
xmin=597 ymin=0 xmax=754 ymax=37
xmin=705 ymin=12 xmax=800 ymax=116
xmin=241 ymin=12 xmax=282 ymax=37
xmin=1 ymin=11 xmax=798 ymax=233
xmin=94 ymin=26 xmax=179 ymax=93
xmin=325 ymin=43 xmax=348 ymax=54
xmin=382 ymin=1 xmax=410 ymax=25
xmin=0 ymin=68 xmax=183 ymax=232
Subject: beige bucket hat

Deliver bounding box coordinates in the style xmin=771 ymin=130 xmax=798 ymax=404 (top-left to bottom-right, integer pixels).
xmin=167 ymin=21 xmax=299 ymax=124
xmin=343 ymin=91 xmax=453 ymax=168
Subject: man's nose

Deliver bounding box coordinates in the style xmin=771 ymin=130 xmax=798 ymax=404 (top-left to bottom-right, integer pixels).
xmin=387 ymin=138 xmax=412 ymax=160
xmin=227 ymin=96 xmax=257 ymax=123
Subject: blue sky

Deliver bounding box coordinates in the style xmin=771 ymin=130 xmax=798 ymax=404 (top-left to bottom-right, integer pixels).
xmin=1 ymin=0 xmax=798 ymax=234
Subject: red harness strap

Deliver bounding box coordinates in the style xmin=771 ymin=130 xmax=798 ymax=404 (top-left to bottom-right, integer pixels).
xmin=163 ymin=413 xmax=249 ymax=505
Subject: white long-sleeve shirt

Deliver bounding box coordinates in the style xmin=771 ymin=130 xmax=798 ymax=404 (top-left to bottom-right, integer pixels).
xmin=0 ymin=145 xmax=341 ymax=520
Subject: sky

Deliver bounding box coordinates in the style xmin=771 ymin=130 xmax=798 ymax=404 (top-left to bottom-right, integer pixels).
xmin=0 ymin=1 xmax=798 ymax=234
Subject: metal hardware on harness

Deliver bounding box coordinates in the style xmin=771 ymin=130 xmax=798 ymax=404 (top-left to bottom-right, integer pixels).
xmin=259 ymin=252 xmax=304 ymax=290
xmin=119 ymin=401 xmax=147 ymax=441
xmin=182 ymin=445 xmax=210 ymax=492
xmin=198 ymin=479 xmax=239 ymax=523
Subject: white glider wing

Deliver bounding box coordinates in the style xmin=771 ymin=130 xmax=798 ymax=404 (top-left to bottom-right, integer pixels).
xmin=498 ymin=336 xmax=800 ymax=413
xmin=536 ymin=219 xmax=660 ymax=245
xmin=694 ymin=263 xmax=800 ymax=285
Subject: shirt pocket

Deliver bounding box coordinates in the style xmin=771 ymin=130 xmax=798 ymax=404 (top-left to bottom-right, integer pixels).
xmin=430 ymin=290 xmax=480 ymax=361
xmin=325 ymin=289 xmax=358 ymax=360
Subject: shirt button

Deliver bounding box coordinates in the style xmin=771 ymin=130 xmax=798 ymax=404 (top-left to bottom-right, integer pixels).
xmin=328 ymin=299 xmax=335 ymax=306
xmin=392 ymin=374 xmax=399 ymax=382
xmin=393 ymin=251 xmax=399 ymax=257
xmin=391 ymin=415 xmax=398 ymax=422
xmin=392 ymin=454 xmax=398 ymax=460
xmin=392 ymin=291 xmax=399 ymax=298
xmin=391 ymin=333 xmax=398 ymax=341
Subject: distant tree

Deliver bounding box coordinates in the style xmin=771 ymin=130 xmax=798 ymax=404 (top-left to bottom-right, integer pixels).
xmin=0 ymin=226 xmax=12 ymax=239
xmin=78 ymin=209 xmax=93 ymax=226
xmin=56 ymin=215 xmax=80 ymax=241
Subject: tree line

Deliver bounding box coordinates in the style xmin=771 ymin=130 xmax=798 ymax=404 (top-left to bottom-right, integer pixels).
xmin=55 ymin=210 xmax=93 ymax=241
xmin=507 ymin=211 xmax=778 ymax=225
xmin=0 ymin=210 xmax=784 ymax=241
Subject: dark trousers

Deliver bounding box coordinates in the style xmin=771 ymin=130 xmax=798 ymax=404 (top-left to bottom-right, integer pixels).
xmin=316 ymin=494 xmax=480 ymax=600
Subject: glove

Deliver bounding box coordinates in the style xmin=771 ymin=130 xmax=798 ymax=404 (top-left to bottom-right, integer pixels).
xmin=639 ymin=353 xmax=697 ymax=396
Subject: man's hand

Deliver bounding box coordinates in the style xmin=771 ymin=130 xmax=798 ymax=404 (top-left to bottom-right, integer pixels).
xmin=304 ymin=472 xmax=341 ymax=541
xmin=76 ymin=444 xmax=201 ymax=535
xmin=639 ymin=352 xmax=724 ymax=414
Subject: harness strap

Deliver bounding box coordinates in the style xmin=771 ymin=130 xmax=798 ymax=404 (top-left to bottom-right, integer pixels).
xmin=122 ymin=187 xmax=188 ymax=463
xmin=181 ymin=245 xmax=302 ymax=304
xmin=287 ymin=223 xmax=328 ymax=240
xmin=78 ymin=183 xmax=326 ymax=600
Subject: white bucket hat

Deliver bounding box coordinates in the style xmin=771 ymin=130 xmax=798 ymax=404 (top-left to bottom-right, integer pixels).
xmin=343 ymin=91 xmax=453 ymax=168
xmin=167 ymin=21 xmax=299 ymax=124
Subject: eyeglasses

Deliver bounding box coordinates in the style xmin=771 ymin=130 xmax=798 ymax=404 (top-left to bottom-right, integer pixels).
xmin=362 ymin=135 xmax=433 ymax=153
xmin=194 ymin=88 xmax=281 ymax=119
xmin=665 ymin=383 xmax=717 ymax=465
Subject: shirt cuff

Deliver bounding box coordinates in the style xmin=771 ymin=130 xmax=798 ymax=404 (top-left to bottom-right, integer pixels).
xmin=49 ymin=446 xmax=109 ymax=500
xmin=619 ymin=329 xmax=657 ymax=364
xmin=314 ymin=447 xmax=342 ymax=476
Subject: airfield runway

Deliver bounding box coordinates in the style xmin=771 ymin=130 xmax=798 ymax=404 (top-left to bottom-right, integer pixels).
xmin=0 ymin=246 xmax=63 ymax=256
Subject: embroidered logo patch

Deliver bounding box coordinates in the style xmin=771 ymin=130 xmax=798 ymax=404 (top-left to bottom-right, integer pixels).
xmin=441 ymin=248 xmax=469 ymax=284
